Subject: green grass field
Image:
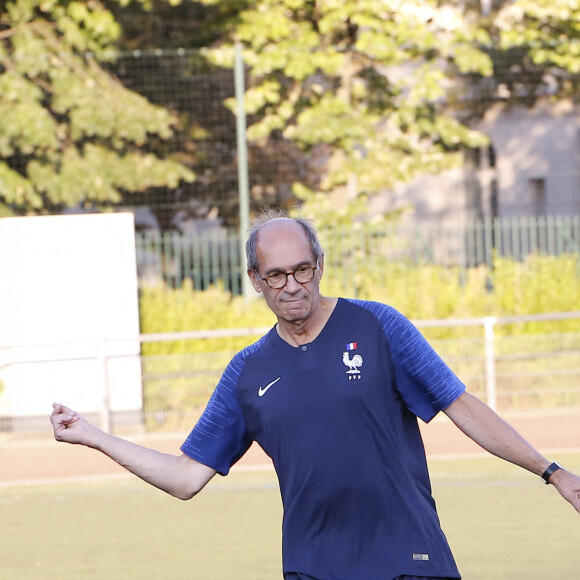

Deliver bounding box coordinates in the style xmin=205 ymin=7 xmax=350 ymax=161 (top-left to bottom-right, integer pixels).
xmin=2 ymin=453 xmax=579 ymax=579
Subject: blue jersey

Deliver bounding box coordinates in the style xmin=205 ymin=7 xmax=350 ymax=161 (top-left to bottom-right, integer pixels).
xmin=181 ymin=299 xmax=465 ymax=579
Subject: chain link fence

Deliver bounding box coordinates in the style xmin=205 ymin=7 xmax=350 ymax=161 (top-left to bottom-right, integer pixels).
xmin=6 ymin=46 xmax=580 ymax=229
xmin=98 ymin=49 xmax=305 ymax=230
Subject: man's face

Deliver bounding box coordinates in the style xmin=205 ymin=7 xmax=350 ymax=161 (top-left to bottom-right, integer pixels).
xmin=248 ymin=220 xmax=323 ymax=324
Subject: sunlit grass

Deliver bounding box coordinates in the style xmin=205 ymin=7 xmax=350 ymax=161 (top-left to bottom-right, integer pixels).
xmin=2 ymin=453 xmax=579 ymax=579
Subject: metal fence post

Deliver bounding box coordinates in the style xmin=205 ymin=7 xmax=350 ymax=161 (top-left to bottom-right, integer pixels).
xmin=99 ymin=344 xmax=111 ymax=433
xmin=234 ymin=42 xmax=251 ymax=302
xmin=484 ymin=317 xmax=497 ymax=411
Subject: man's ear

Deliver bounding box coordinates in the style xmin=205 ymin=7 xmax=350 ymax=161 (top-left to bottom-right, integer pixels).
xmin=317 ymin=255 xmax=325 ymax=279
xmin=247 ymin=269 xmax=262 ymax=293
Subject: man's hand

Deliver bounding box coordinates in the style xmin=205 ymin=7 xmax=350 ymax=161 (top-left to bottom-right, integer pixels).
xmin=550 ymin=468 xmax=580 ymax=515
xmin=50 ymin=402 xmax=97 ymax=447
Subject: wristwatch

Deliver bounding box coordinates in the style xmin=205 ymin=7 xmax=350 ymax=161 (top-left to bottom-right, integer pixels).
xmin=541 ymin=461 xmax=564 ymax=485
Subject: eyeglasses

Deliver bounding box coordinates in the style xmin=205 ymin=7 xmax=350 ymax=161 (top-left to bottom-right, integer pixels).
xmin=255 ymin=265 xmax=319 ymax=289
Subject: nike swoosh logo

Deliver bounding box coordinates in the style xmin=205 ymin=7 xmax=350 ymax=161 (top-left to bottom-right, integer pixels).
xmin=258 ymin=377 xmax=281 ymax=397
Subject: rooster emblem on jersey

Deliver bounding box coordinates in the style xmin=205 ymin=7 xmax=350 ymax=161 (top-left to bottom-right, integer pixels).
xmin=342 ymin=342 xmax=363 ymax=380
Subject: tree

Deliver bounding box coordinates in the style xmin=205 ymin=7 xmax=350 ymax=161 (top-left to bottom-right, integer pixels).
xmin=0 ymin=0 xmax=195 ymax=216
xmin=448 ymin=0 xmax=580 ymax=113
xmin=87 ymin=0 xmax=298 ymax=231
xmin=493 ymin=0 xmax=580 ymax=100
xmin=199 ymin=0 xmax=493 ymax=224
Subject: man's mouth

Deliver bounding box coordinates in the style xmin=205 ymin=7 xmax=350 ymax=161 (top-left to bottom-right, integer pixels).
xmin=280 ymin=296 xmax=307 ymax=311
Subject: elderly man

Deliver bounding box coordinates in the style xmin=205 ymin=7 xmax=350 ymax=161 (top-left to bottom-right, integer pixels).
xmin=51 ymin=212 xmax=580 ymax=580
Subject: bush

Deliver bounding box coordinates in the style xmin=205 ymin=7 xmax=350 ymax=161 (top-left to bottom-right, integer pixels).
xmin=139 ymin=279 xmax=276 ymax=355
xmin=137 ymin=254 xmax=580 ymax=424
xmin=139 ymin=253 xmax=580 ymax=348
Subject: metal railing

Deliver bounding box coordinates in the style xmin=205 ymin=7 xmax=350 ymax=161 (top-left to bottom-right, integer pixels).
xmin=2 ymin=312 xmax=580 ymax=440
xmin=135 ymin=215 xmax=580 ymax=292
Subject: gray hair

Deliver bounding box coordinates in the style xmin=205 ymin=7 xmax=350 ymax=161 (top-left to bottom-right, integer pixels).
xmin=245 ymin=209 xmax=324 ymax=272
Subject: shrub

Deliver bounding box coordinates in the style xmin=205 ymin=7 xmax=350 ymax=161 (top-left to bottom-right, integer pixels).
xmin=139 ymin=253 xmax=580 ymax=348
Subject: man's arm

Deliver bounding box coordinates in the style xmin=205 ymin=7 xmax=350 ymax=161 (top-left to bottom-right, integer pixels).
xmin=50 ymin=403 xmax=216 ymax=500
xmin=443 ymin=391 xmax=580 ymax=514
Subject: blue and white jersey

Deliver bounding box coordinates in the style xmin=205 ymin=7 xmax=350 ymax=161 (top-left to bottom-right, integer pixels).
xmin=181 ymin=298 xmax=465 ymax=579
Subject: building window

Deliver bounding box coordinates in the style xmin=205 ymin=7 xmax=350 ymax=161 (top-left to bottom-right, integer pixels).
xmin=529 ymin=177 xmax=546 ymax=216
xmin=466 ymin=178 xmax=484 ymax=220
xmin=488 ymin=144 xmax=496 ymax=168
xmin=490 ymin=178 xmax=499 ymax=219
xmin=465 ymin=144 xmax=495 ymax=170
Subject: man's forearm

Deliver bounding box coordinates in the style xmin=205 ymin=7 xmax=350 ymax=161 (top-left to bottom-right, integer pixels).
xmin=444 ymin=391 xmax=580 ymax=514
xmin=51 ymin=404 xmax=215 ymax=500
xmin=90 ymin=429 xmax=215 ymax=500
xmin=443 ymin=391 xmax=549 ymax=476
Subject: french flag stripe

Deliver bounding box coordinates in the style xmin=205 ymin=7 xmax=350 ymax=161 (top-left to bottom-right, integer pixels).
xmin=346 ymin=342 xmax=357 ymax=351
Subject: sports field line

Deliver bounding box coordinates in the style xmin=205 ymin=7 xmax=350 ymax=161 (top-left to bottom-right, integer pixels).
xmin=0 ymin=458 xmax=276 ymax=489
xmin=5 ymin=448 xmax=579 ymax=490
xmin=422 ymin=445 xmax=580 ymax=461
xmin=2 ymin=408 xmax=578 ymax=488
xmin=0 ymin=470 xmax=549 ymax=492
xmin=0 ymin=472 xmax=131 ymax=489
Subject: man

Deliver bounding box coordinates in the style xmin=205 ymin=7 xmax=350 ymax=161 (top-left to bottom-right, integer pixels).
xmin=51 ymin=212 xmax=580 ymax=580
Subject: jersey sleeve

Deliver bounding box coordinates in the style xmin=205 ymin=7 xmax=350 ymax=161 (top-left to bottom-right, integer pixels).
xmin=180 ymin=351 xmax=252 ymax=475
xmin=361 ymin=301 xmax=466 ymax=422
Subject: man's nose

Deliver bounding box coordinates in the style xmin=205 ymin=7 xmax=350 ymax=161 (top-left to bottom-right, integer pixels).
xmin=284 ymin=272 xmax=302 ymax=291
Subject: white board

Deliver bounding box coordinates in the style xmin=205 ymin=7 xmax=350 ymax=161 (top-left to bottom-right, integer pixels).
xmin=0 ymin=213 xmax=142 ymax=419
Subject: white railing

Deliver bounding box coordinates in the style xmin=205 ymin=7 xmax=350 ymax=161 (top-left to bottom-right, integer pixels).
xmin=2 ymin=312 xmax=580 ymax=438
xmin=414 ymin=311 xmax=580 ymax=411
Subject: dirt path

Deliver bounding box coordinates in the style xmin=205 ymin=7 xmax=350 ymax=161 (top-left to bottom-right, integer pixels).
xmin=2 ymin=409 xmax=579 ymax=486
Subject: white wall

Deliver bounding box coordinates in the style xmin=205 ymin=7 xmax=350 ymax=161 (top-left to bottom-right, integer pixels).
xmin=482 ymin=101 xmax=580 ymax=218
xmin=371 ymin=100 xmax=580 ymax=224
xmin=367 ymin=167 xmax=470 ymax=225
xmin=0 ymin=213 xmax=141 ymax=420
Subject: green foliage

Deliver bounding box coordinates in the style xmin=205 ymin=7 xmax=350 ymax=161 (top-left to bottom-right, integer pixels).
xmin=139 ymin=282 xmax=274 ymax=428
xmin=138 ymin=253 xmax=580 ymax=420
xmin=201 ymin=0 xmax=492 ymax=218
xmin=140 ymin=253 xmax=580 ymax=351
xmin=139 ymin=279 xmax=276 ymax=355
xmin=289 ymin=184 xmax=381 ymax=229
xmin=343 ymin=254 xmax=580 ymax=339
xmin=491 ymin=254 xmax=580 ymax=334
xmin=497 ymin=0 xmax=580 ymax=74
xmin=0 ymin=0 xmax=195 ymax=213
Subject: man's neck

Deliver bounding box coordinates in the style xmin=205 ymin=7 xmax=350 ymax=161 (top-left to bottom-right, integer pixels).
xmin=276 ymin=297 xmax=338 ymax=347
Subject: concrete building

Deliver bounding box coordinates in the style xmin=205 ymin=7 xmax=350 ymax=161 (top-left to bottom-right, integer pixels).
xmin=370 ymin=99 xmax=580 ymax=225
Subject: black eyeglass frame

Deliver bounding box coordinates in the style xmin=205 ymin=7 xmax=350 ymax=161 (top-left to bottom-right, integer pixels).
xmin=254 ymin=265 xmax=319 ymax=289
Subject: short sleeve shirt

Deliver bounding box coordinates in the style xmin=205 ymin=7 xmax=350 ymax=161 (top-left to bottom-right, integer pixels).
xmin=181 ymin=299 xmax=465 ymax=579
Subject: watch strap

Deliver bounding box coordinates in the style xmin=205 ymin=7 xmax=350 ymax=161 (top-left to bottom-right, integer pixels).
xmin=541 ymin=461 xmax=563 ymax=485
